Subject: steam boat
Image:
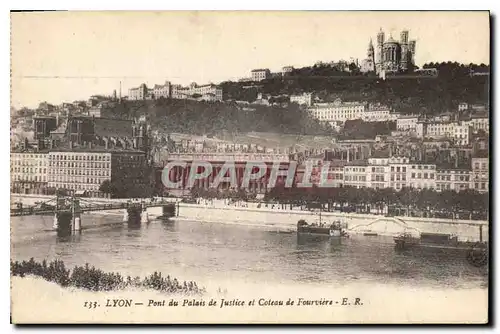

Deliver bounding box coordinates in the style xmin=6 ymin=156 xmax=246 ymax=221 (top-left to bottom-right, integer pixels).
xmin=297 ymin=219 xmax=349 ymax=237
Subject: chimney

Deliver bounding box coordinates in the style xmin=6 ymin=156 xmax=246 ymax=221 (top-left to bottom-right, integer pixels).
xmin=89 ymin=141 xmax=92 ymax=149
xmin=104 ymin=138 xmax=109 ymax=150
xmin=69 ymin=140 xmax=73 ymax=149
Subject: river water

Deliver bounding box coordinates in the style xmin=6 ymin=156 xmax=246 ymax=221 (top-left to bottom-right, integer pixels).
xmin=11 ymin=214 xmax=488 ymax=291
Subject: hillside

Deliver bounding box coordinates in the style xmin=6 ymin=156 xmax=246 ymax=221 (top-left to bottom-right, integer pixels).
xmin=113 ymin=99 xmax=334 ymax=136
xmin=221 ymin=62 xmax=490 ymax=115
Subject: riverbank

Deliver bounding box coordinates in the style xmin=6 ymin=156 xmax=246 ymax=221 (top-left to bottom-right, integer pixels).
xmin=11 ymin=258 xmax=204 ymax=295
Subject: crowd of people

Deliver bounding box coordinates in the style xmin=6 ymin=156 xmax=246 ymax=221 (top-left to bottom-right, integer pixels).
xmin=10 ymin=258 xmax=205 ymax=295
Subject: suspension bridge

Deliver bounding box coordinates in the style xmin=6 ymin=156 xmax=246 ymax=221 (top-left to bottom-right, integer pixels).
xmin=11 ymin=195 xmax=178 ymax=237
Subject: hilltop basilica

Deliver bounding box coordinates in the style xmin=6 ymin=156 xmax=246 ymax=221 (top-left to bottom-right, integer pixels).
xmin=361 ymin=29 xmax=417 ymax=76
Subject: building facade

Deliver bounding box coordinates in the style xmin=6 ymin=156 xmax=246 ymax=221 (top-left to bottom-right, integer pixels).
xmin=153 ymin=81 xmax=172 ymax=99
xmin=10 ymin=152 xmax=49 ymax=194
xmin=408 ymin=163 xmax=436 ymax=190
xmin=471 ymin=157 xmax=488 ymax=193
xmin=171 ymin=83 xmax=223 ymax=101
xmin=308 ymin=99 xmax=367 ymax=128
xmin=468 ymin=116 xmax=489 ymax=134
xmin=47 ymin=150 xmax=148 ymax=198
xmin=159 ymin=153 xmax=291 ymax=195
xmin=343 ymin=163 xmax=369 ymax=188
xmin=290 ymin=93 xmax=313 ymax=106
xmin=251 ymin=69 xmax=271 ymax=81
xmin=362 ymin=104 xmax=393 ymax=122
xmin=396 ymin=115 xmax=419 ymax=132
xmin=417 ymin=121 xmax=472 ymax=146
xmin=128 ymin=83 xmax=148 ymax=100
xmin=282 ymin=66 xmax=294 ymax=76
xmin=435 ymin=168 xmax=470 ymax=192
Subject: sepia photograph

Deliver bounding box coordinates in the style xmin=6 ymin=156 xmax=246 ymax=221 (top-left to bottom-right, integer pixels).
xmin=9 ymin=10 xmax=490 ymax=324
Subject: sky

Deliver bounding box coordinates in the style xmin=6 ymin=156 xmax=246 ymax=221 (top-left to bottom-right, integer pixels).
xmin=11 ymin=11 xmax=490 ymax=109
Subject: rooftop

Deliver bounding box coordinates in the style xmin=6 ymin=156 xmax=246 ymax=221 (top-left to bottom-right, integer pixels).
xmin=93 ymin=118 xmax=134 ymax=138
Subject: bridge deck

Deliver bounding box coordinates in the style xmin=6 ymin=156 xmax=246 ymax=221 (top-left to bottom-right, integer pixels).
xmin=10 ymin=201 xmax=175 ymax=217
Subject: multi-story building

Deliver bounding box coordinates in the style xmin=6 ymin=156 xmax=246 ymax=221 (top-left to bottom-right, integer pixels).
xmin=367 ymin=157 xmax=390 ymax=189
xmin=471 ymin=157 xmax=489 ymax=193
xmin=343 ymin=162 xmax=369 ymax=188
xmin=435 ymin=167 xmax=470 ymax=192
xmin=309 ymin=99 xmax=367 ymax=128
xmin=458 ymin=102 xmax=469 ymax=112
xmin=47 ymin=149 xmax=148 ymax=198
xmin=362 ymin=104 xmax=393 ymax=122
xmin=171 ymin=83 xmax=223 ymax=101
xmin=388 ymin=156 xmax=411 ymax=190
xmin=153 ymin=81 xmax=172 ymax=99
xmin=128 ymin=83 xmax=148 ymax=100
xmin=322 ymin=162 xmax=345 ymax=187
xmin=10 ymin=151 xmax=49 ymax=194
xmin=282 ymin=66 xmax=294 ymax=76
xmin=159 ymin=152 xmax=291 ymax=195
xmin=396 ymin=115 xmax=419 ymax=132
xmin=290 ymin=93 xmax=313 ymax=106
xmin=33 ymin=116 xmax=58 ymax=140
xmin=407 ymin=162 xmax=436 ymax=190
xmin=417 ymin=120 xmax=472 ymax=146
xmin=251 ymin=69 xmax=271 ymax=81
xmin=468 ymin=115 xmax=489 ymax=134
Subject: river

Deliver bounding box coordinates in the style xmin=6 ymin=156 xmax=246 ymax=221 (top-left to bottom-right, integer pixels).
xmin=11 ymin=214 xmax=488 ymax=290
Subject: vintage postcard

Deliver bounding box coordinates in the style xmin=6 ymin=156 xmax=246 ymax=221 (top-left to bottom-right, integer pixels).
xmin=10 ymin=11 xmax=490 ymax=324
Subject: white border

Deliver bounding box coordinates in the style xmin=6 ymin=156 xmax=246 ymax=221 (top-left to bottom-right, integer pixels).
xmin=2 ymin=2 xmax=497 ymax=332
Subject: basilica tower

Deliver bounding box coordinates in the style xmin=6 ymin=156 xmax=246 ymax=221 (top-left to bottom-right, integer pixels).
xmin=375 ymin=28 xmax=385 ymax=74
xmin=400 ymin=30 xmax=409 ymax=71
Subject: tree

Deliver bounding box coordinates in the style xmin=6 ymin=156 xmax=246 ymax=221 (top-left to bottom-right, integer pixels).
xmin=99 ymin=180 xmax=117 ymax=198
xmin=56 ymin=188 xmax=69 ymax=197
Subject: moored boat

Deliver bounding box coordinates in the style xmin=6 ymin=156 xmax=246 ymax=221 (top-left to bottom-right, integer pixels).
xmin=297 ymin=220 xmax=349 ymax=237
xmin=394 ymin=232 xmax=488 ymax=251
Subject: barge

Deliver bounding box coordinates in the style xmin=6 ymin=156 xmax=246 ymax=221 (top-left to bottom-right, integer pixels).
xmin=394 ymin=232 xmax=488 ymax=266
